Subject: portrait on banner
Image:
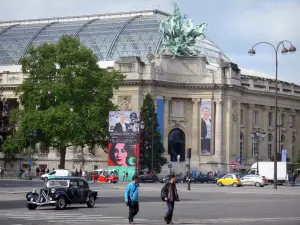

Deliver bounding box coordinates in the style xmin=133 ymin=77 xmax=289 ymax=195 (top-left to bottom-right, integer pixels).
xmin=109 ymin=111 xmax=140 ymax=134
xmin=200 ymin=100 xmax=212 ymax=155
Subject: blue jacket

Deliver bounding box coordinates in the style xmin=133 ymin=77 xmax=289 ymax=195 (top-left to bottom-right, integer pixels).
xmin=124 ymin=182 xmax=139 ymax=202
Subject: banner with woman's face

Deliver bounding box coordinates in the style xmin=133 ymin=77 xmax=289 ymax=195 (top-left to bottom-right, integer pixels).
xmin=108 ymin=142 xmax=139 ymax=167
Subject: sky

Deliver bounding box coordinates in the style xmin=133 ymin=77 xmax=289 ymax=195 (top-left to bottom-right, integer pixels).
xmin=0 ymin=0 xmax=299 ymax=83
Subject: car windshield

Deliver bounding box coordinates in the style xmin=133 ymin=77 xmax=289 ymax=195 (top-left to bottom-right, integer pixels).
xmin=46 ymin=180 xmax=69 ymax=188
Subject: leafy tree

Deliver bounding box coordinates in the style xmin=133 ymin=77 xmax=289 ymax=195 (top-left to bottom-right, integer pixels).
xmin=140 ymin=94 xmax=166 ymax=173
xmin=73 ymin=146 xmax=93 ymax=170
xmin=3 ymin=35 xmax=124 ymax=169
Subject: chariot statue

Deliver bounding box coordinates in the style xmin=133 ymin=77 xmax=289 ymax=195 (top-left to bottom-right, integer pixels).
xmin=159 ymin=3 xmax=208 ymax=58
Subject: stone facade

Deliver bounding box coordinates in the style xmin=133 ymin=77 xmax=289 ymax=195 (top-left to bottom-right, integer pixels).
xmin=0 ymin=53 xmax=299 ymax=174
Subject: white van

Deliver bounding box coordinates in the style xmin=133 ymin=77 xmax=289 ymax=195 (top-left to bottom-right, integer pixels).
xmin=41 ymin=169 xmax=72 ymax=182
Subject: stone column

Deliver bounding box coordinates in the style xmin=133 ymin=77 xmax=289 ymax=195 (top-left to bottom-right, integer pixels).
xmin=232 ymin=100 xmax=238 ymax=156
xmin=247 ymin=104 xmax=255 ymax=160
xmin=260 ymin=106 xmax=269 ymax=160
xmin=163 ymin=97 xmax=171 ymax=158
xmin=192 ymin=99 xmax=199 ymax=155
xmin=287 ymin=109 xmax=295 ymax=159
xmin=214 ymin=98 xmax=223 ymax=156
xmin=277 ymin=108 xmax=283 ymax=153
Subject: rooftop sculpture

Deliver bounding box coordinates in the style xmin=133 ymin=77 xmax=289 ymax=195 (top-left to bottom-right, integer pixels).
xmin=159 ymin=3 xmax=208 ymax=58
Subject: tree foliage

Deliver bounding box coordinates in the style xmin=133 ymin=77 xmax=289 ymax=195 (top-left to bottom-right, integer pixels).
xmin=140 ymin=94 xmax=166 ymax=173
xmin=3 ymin=35 xmax=124 ymax=168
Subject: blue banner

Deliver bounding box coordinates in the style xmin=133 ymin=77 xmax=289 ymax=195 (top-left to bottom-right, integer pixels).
xmin=282 ymin=149 xmax=287 ymax=162
xmin=156 ymin=98 xmax=164 ymax=142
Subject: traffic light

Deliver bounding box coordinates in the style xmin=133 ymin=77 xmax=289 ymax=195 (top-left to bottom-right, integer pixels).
xmin=187 ymin=148 xmax=191 ymax=159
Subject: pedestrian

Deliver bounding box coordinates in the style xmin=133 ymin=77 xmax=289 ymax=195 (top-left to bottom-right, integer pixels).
xmin=292 ymin=173 xmax=297 ymax=187
xmin=36 ymin=167 xmax=40 ymax=177
xmin=125 ymin=171 xmax=128 ymax=182
xmin=162 ymin=174 xmax=180 ymax=224
xmin=75 ymin=169 xmax=78 ymax=177
xmin=0 ymin=167 xmax=3 ymax=179
xmin=123 ymin=171 xmax=126 ymax=182
xmin=92 ymin=172 xmax=97 ymax=183
xmin=286 ymin=173 xmax=290 ymax=187
xmin=124 ymin=175 xmax=139 ymax=224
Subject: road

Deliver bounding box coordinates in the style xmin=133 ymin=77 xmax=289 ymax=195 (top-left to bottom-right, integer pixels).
xmin=0 ymin=180 xmax=299 ymax=225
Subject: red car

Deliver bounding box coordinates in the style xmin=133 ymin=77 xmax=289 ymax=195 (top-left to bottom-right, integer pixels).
xmin=95 ymin=169 xmax=119 ymax=183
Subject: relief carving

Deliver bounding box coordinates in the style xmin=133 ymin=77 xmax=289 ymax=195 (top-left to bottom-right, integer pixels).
xmin=264 ymin=106 xmax=271 ymax=111
xmin=118 ymin=96 xmax=132 ymax=111
xmin=232 ymin=100 xmax=238 ymax=123
xmin=248 ymin=104 xmax=256 ymax=110
xmin=214 ymin=98 xmax=223 ymax=105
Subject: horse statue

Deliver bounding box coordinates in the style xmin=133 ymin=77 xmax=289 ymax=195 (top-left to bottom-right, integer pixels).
xmin=186 ymin=22 xmax=208 ymax=40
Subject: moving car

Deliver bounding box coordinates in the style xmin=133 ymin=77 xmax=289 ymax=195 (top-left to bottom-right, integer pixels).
xmin=41 ymin=169 xmax=72 ymax=182
xmin=160 ymin=174 xmax=184 ymax=183
xmin=95 ymin=169 xmax=119 ymax=183
xmin=26 ymin=177 xmax=98 ymax=210
xmin=138 ymin=174 xmax=159 ymax=183
xmin=217 ymin=173 xmax=241 ymax=187
xmin=240 ymin=174 xmax=267 ymax=187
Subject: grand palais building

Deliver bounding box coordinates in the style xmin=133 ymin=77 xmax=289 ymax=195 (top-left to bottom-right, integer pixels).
xmin=0 ymin=9 xmax=299 ymax=174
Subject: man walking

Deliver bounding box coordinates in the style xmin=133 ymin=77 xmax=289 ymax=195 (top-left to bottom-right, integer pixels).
xmin=162 ymin=174 xmax=180 ymax=224
xmin=124 ymin=175 xmax=139 ymax=224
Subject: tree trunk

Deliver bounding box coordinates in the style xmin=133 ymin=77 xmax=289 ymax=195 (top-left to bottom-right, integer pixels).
xmin=59 ymin=147 xmax=66 ymax=169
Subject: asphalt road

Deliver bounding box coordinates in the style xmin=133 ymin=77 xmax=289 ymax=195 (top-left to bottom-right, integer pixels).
xmin=0 ymin=180 xmax=299 ymax=225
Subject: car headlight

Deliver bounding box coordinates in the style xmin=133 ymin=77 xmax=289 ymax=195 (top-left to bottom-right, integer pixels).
xmin=51 ymin=188 xmax=56 ymax=194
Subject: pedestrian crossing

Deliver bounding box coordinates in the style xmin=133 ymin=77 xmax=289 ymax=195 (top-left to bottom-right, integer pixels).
xmin=0 ymin=208 xmax=149 ymax=224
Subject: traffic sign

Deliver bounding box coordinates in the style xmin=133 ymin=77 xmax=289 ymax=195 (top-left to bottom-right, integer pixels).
xmin=28 ymin=159 xmax=33 ymax=165
xmin=168 ymin=163 xmax=172 ymax=169
xmin=230 ymin=163 xmax=235 ymax=168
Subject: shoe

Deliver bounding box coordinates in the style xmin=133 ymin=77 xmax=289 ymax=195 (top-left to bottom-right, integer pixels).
xmin=169 ymin=222 xmax=174 ymax=224
xmin=164 ymin=219 xmax=170 ymax=224
xmin=129 ymin=222 xmax=135 ymax=225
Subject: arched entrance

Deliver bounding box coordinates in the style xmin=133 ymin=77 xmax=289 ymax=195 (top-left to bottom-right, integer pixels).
xmin=168 ymin=128 xmax=186 ymax=162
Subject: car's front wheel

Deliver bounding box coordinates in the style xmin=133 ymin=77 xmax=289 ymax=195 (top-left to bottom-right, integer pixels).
xmin=107 ymin=179 xmax=112 ymax=184
xmin=27 ymin=203 xmax=37 ymax=210
xmin=44 ymin=177 xmax=48 ymax=182
xmin=87 ymin=195 xmax=95 ymax=208
xmin=56 ymin=197 xmax=67 ymax=210
xmin=255 ymin=182 xmax=261 ymax=187
xmin=232 ymin=182 xmax=238 ymax=187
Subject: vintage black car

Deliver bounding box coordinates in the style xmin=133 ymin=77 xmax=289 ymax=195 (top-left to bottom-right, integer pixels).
xmin=26 ymin=177 xmax=98 ymax=210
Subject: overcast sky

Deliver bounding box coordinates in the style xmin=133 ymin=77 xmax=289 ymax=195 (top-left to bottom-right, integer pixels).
xmin=1 ymin=0 xmax=299 ymax=83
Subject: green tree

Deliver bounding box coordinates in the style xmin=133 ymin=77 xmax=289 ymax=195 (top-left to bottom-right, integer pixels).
xmin=3 ymin=35 xmax=124 ymax=169
xmin=140 ymin=94 xmax=166 ymax=173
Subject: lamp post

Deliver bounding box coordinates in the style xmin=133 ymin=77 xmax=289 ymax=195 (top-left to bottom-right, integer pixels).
xmin=27 ymin=130 xmax=37 ymax=178
xmin=248 ymin=40 xmax=296 ymax=189
xmin=251 ymin=130 xmax=266 ymax=175
xmin=130 ymin=121 xmax=145 ymax=175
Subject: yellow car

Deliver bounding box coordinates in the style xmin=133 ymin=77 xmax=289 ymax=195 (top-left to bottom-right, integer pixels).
xmin=217 ymin=174 xmax=241 ymax=187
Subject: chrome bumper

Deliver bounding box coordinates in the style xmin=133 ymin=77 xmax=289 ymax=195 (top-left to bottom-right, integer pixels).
xmin=29 ymin=200 xmax=56 ymax=206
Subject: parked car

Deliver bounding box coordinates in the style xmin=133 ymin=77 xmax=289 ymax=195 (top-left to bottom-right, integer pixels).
xmin=41 ymin=169 xmax=72 ymax=182
xmin=217 ymin=173 xmax=241 ymax=187
xmin=160 ymin=174 xmax=184 ymax=183
xmin=193 ymin=174 xmax=209 ymax=183
xmin=26 ymin=177 xmax=98 ymax=210
xmin=138 ymin=174 xmax=159 ymax=183
xmin=240 ymin=174 xmax=267 ymax=187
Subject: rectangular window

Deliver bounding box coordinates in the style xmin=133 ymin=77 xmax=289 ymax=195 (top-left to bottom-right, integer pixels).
xmin=254 ymin=110 xmax=259 ymax=125
xmin=292 ymin=116 xmax=296 ymax=129
xmin=281 ymin=114 xmax=285 ymax=124
xmin=268 ymin=143 xmax=272 ymax=159
xmin=171 ymin=100 xmax=185 ymax=117
xmin=240 ymin=109 xmax=244 ymax=124
xmin=268 ymin=112 xmax=273 ymax=126
xmin=252 ymin=142 xmax=259 ymax=157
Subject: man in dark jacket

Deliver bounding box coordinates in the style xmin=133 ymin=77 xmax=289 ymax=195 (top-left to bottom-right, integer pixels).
xmin=162 ymin=174 xmax=180 ymax=224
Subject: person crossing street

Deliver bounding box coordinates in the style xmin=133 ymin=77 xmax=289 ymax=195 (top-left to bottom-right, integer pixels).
xmin=162 ymin=174 xmax=180 ymax=224
xmin=124 ymin=175 xmax=139 ymax=224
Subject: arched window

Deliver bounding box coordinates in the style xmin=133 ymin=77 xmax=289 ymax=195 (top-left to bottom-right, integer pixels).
xmin=239 ymin=133 xmax=244 ymax=162
xmin=268 ymin=134 xmax=273 ymax=159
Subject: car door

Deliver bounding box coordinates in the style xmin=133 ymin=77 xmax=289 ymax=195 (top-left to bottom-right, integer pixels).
xmin=69 ymin=179 xmax=80 ymax=203
xmin=224 ymin=175 xmax=233 ymax=185
xmin=241 ymin=175 xmax=250 ymax=185
xmin=78 ymin=180 xmax=89 ymax=203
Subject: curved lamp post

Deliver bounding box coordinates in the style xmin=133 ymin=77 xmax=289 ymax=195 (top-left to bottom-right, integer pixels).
xmin=248 ymin=40 xmax=297 ymax=189
xmin=251 ymin=130 xmax=266 ymax=175
xmin=129 ymin=121 xmax=145 ymax=175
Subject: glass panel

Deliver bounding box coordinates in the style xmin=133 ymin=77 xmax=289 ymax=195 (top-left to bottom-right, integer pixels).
xmin=0 ymin=24 xmax=45 ymax=65
xmin=107 ymin=15 xmax=161 ymax=60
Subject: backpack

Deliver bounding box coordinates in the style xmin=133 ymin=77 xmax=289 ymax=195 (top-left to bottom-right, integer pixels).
xmin=160 ymin=183 xmax=170 ymax=201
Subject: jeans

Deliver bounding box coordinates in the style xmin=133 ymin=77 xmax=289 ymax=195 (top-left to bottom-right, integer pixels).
xmin=129 ymin=201 xmax=139 ymax=222
xmin=164 ymin=201 xmax=175 ymax=222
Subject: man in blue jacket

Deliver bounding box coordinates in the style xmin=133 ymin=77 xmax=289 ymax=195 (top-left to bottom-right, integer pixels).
xmin=124 ymin=175 xmax=139 ymax=224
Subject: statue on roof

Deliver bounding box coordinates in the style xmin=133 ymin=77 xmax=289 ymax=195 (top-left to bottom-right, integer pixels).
xmin=159 ymin=3 xmax=208 ymax=59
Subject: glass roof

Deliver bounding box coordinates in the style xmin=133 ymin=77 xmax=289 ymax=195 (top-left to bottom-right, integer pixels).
xmin=0 ymin=10 xmax=230 ymax=66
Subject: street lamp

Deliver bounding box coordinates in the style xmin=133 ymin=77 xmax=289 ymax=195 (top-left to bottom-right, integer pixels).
xmin=251 ymin=130 xmax=265 ymax=175
xmin=248 ymin=40 xmax=296 ymax=189
xmin=130 ymin=120 xmax=145 ymax=175
xmin=27 ymin=130 xmax=37 ymax=178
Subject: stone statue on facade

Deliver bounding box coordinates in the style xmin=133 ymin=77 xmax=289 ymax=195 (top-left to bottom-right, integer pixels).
xmin=159 ymin=3 xmax=208 ymax=58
